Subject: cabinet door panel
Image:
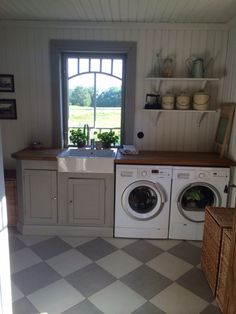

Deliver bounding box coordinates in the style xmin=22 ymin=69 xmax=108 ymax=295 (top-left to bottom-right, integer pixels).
xmin=68 ymin=178 xmax=105 ymax=225
xmin=24 ymin=170 xmax=57 ymax=224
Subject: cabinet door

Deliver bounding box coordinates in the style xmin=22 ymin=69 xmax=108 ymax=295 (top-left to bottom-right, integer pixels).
xmin=24 ymin=170 xmax=57 ymax=224
xmin=68 ymin=178 xmax=105 ymax=226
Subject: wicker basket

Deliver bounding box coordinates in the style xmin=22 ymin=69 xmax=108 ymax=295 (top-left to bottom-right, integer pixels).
xmin=216 ymin=229 xmax=232 ymax=311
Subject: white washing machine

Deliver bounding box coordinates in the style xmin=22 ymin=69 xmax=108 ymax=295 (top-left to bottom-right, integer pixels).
xmin=114 ymin=164 xmax=172 ymax=239
xmin=169 ymin=166 xmax=230 ymax=241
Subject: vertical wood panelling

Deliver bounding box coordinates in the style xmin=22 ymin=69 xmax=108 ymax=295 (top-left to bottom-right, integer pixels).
xmin=0 ymin=21 xmax=229 ymax=167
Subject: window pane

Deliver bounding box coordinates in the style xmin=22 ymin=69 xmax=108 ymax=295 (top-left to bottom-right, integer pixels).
xmin=112 ymin=59 xmax=123 ymax=78
xmin=95 ymin=73 xmax=121 ymax=130
xmin=68 ymin=58 xmax=78 ymax=77
xmin=68 ymin=73 xmax=94 ymax=129
xmin=79 ymin=58 xmax=89 ymax=73
xmin=91 ymin=59 xmax=100 ymax=72
xmin=101 ymin=59 xmax=111 ymax=74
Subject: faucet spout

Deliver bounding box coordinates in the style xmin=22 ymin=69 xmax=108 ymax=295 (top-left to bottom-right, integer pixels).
xmin=83 ymin=124 xmax=90 ymax=146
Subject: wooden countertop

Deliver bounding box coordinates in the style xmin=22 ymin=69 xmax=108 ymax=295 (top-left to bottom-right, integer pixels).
xmin=12 ymin=148 xmax=63 ymax=161
xmin=206 ymin=206 xmax=235 ymax=227
xmin=115 ymin=151 xmax=236 ymax=167
xmin=12 ymin=148 xmax=236 ymax=167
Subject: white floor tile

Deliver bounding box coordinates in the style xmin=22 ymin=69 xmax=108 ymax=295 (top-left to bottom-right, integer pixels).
xmin=46 ymin=249 xmax=92 ymax=276
xmin=10 ymin=248 xmax=42 ymax=274
xmin=11 ymin=283 xmax=24 ymax=302
xmin=150 ymin=283 xmax=208 ymax=314
xmin=104 ymin=237 xmax=136 ymax=248
xmin=147 ymin=252 xmax=193 ymax=281
xmin=61 ymin=236 xmax=95 ymax=248
xmin=89 ymin=281 xmax=146 ymax=314
xmin=147 ymin=239 xmax=181 ymax=251
xmin=96 ymin=250 xmax=142 ymax=278
xmin=27 ymin=279 xmax=85 ymax=314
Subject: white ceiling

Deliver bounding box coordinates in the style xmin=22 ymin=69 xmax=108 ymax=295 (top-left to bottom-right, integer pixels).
xmin=0 ymin=0 xmax=236 ymax=24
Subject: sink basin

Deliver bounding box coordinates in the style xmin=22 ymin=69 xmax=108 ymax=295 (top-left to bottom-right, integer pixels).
xmin=57 ymin=148 xmax=116 ymax=173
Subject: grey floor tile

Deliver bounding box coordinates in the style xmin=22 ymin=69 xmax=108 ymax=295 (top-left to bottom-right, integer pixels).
xmin=200 ymin=304 xmax=222 ymax=314
xmin=121 ymin=265 xmax=172 ymax=300
xmin=168 ymin=241 xmax=201 ymax=266
xmin=132 ymin=301 xmax=166 ymax=314
xmin=31 ymin=237 xmax=71 ymax=260
xmin=12 ymin=297 xmax=38 ymax=314
xmin=9 ymin=235 xmax=26 ymax=252
xmin=77 ymin=238 xmax=117 ymax=261
xmin=12 ymin=262 xmax=61 ymax=295
xmin=122 ymin=240 xmax=163 ymax=263
xmin=65 ymin=263 xmax=116 ymax=297
xmin=177 ymin=267 xmax=214 ymax=302
xmin=62 ymin=299 xmax=103 ymax=314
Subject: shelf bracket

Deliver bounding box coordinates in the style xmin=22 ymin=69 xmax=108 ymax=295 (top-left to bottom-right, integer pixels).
xmin=196 ymin=112 xmax=207 ymax=127
xmin=200 ymin=80 xmax=207 ymax=90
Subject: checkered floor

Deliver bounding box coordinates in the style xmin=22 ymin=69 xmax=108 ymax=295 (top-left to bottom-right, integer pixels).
xmin=9 ymin=229 xmax=221 ymax=314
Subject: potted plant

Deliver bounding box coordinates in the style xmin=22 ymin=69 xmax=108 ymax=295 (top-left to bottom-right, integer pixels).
xmin=69 ymin=128 xmax=87 ymax=148
xmin=94 ymin=131 xmax=119 ymax=149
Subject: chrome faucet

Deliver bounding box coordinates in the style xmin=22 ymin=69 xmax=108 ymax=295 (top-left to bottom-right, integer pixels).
xmin=83 ymin=124 xmax=90 ymax=146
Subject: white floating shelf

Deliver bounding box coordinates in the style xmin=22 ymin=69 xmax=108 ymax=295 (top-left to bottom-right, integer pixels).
xmin=145 ymin=77 xmax=220 ymax=90
xmin=143 ymin=109 xmax=218 ymax=126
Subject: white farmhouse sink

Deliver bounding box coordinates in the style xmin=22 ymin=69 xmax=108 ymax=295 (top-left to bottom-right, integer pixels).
xmin=57 ymin=148 xmax=116 ymax=173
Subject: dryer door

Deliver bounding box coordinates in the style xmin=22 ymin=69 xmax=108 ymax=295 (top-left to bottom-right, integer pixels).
xmin=177 ymin=182 xmax=221 ymax=222
xmin=122 ymin=180 xmax=166 ymax=220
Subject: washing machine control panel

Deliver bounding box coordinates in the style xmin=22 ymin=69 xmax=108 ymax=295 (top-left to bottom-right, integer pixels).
xmin=138 ymin=168 xmax=171 ymax=179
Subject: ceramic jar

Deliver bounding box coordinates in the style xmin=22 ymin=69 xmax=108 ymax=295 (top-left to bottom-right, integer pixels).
xmin=176 ymin=93 xmax=191 ymax=110
xmin=193 ymin=91 xmax=210 ymax=110
xmin=161 ymin=93 xmax=175 ymax=110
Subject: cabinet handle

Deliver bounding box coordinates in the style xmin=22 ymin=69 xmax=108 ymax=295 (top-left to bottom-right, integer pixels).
xmin=52 ymin=196 xmax=57 ymax=200
xmin=69 ymin=200 xmax=73 ymax=203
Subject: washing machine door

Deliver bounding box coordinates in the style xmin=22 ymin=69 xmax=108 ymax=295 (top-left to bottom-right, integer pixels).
xmin=177 ymin=182 xmax=221 ymax=223
xmin=122 ymin=180 xmax=166 ymax=220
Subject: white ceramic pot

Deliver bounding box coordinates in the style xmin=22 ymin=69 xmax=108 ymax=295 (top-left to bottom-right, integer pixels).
xmin=193 ymin=91 xmax=210 ymax=110
xmin=176 ymin=93 xmax=190 ymax=110
xmin=161 ymin=93 xmax=175 ymax=110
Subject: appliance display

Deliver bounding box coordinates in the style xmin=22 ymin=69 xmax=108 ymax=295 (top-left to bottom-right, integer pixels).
xmin=169 ymin=166 xmax=230 ymax=240
xmin=114 ymin=165 xmax=172 ymax=238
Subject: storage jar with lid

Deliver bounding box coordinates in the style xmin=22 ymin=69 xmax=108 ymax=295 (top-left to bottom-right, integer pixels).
xmin=176 ymin=92 xmax=191 ymax=110
xmin=193 ymin=91 xmax=210 ymax=110
xmin=161 ymin=93 xmax=175 ymax=110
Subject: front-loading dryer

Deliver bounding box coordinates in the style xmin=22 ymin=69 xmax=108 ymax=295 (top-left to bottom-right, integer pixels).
xmin=169 ymin=166 xmax=230 ymax=241
xmin=114 ymin=164 xmax=172 ymax=238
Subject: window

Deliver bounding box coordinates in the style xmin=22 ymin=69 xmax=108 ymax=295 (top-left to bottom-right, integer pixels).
xmin=62 ymin=53 xmax=125 ymax=146
xmin=50 ymin=40 xmax=136 ymax=148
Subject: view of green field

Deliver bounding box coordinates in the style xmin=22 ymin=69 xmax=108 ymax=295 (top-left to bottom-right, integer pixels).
xmin=69 ymin=106 xmax=121 ymax=129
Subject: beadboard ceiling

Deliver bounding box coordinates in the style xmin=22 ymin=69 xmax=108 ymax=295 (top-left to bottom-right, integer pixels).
xmin=0 ymin=0 xmax=236 ymax=24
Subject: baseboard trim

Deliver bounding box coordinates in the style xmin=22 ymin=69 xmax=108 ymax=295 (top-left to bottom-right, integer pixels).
xmin=17 ymin=222 xmax=113 ymax=237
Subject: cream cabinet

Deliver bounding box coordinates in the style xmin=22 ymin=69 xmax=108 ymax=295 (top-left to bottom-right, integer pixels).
xmin=24 ymin=169 xmax=57 ymax=224
xmin=68 ymin=178 xmax=105 ymax=226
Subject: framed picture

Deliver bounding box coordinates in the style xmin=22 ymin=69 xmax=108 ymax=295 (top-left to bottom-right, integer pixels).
xmin=0 ymin=74 xmax=15 ymax=92
xmin=0 ymin=99 xmax=17 ymax=119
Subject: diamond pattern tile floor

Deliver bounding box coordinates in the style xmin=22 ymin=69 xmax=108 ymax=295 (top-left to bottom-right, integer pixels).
xmin=9 ymin=229 xmax=221 ymax=314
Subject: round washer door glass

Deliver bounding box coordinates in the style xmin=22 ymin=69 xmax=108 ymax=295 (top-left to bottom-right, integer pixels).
xmin=178 ymin=183 xmax=220 ymax=222
xmin=122 ymin=181 xmax=165 ymax=220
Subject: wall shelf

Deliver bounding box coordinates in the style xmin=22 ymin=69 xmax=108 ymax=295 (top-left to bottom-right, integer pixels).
xmin=143 ymin=109 xmax=218 ymax=126
xmin=145 ymin=77 xmax=220 ymax=90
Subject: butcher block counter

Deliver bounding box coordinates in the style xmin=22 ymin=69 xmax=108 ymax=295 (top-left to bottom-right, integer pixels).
xmin=12 ymin=148 xmax=236 ymax=167
xmin=115 ymin=151 xmax=236 ymax=167
xmin=12 ymin=148 xmax=63 ymax=161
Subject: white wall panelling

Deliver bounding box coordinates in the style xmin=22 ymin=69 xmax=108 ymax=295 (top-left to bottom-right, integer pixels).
xmin=0 ymin=21 xmax=229 ymax=167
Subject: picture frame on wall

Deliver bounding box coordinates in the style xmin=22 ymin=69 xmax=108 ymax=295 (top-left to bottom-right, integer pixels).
xmin=0 ymin=99 xmax=17 ymax=119
xmin=0 ymin=74 xmax=15 ymax=92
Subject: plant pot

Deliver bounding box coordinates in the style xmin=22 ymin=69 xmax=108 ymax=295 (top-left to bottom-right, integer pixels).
xmin=77 ymin=140 xmax=86 ymax=148
xmin=102 ymin=143 xmax=111 ymax=149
